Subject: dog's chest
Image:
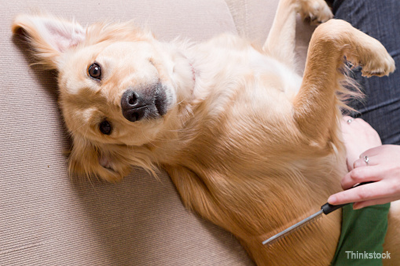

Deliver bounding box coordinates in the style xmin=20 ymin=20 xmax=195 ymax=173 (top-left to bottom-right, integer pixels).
xmin=192 ymin=40 xmax=301 ymax=96
xmin=190 ymin=41 xmax=302 ymax=122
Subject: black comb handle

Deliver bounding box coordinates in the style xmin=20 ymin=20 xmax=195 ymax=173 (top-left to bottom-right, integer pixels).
xmin=321 ymin=202 xmax=347 ymax=215
xmin=321 ymin=181 xmax=374 ymax=215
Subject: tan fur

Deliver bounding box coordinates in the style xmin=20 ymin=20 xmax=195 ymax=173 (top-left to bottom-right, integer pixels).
xmin=12 ymin=0 xmax=399 ymax=265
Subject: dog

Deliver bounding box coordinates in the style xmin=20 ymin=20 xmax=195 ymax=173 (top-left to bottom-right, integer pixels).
xmin=12 ymin=0 xmax=400 ymax=265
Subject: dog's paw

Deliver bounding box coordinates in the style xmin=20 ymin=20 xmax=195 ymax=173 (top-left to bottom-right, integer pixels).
xmin=69 ymin=152 xmax=131 ymax=183
xmin=96 ymin=154 xmax=132 ymax=182
xmin=343 ymin=32 xmax=396 ymax=78
xmin=359 ymin=49 xmax=396 ymax=78
xmin=298 ymin=0 xmax=333 ymax=24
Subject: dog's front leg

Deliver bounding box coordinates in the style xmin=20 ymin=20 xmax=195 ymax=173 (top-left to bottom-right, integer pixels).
xmin=293 ymin=19 xmax=395 ymax=146
xmin=263 ymin=0 xmax=332 ymax=69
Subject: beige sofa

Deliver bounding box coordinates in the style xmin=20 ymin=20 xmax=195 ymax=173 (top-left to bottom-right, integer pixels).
xmin=1 ymin=0 xmax=314 ymax=265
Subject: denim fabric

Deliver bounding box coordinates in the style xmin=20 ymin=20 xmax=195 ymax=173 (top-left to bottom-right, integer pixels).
xmin=331 ymin=0 xmax=400 ymax=145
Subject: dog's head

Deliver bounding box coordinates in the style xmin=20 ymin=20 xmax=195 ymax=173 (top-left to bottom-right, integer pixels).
xmin=12 ymin=14 xmax=195 ymax=181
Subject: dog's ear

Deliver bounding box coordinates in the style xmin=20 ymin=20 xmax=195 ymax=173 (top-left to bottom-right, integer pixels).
xmin=12 ymin=14 xmax=86 ymax=69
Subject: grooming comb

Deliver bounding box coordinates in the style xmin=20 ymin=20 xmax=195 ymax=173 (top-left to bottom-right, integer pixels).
xmin=262 ymin=182 xmax=373 ymax=246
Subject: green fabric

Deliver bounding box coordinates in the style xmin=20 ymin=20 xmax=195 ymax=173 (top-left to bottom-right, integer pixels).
xmin=330 ymin=203 xmax=390 ymax=266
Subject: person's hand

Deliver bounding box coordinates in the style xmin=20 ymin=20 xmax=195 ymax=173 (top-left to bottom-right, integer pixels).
xmin=328 ymin=145 xmax=400 ymax=209
xmin=340 ymin=116 xmax=382 ymax=171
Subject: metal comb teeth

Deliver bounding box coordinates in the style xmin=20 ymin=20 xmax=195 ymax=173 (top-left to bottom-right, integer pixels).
xmin=262 ymin=182 xmax=374 ymax=246
xmin=262 ymin=210 xmax=323 ymax=246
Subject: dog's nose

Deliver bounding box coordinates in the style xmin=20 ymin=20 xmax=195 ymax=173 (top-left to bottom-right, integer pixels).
xmin=121 ymin=90 xmax=147 ymax=122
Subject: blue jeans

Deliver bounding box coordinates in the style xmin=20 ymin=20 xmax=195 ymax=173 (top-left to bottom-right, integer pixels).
xmin=331 ymin=0 xmax=400 ymax=145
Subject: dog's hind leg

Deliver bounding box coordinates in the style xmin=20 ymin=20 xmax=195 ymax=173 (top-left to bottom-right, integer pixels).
xmin=293 ymin=19 xmax=395 ymax=146
xmin=263 ymin=0 xmax=332 ymax=69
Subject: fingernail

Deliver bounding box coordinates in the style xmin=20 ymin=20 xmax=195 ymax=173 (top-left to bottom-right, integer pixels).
xmin=328 ymin=195 xmax=336 ymax=204
xmin=353 ymin=203 xmax=363 ymax=210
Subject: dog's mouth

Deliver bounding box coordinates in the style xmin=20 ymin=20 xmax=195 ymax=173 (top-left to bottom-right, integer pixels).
xmin=121 ymin=83 xmax=168 ymax=123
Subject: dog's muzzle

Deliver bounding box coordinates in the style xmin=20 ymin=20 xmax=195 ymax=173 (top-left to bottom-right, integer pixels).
xmin=121 ymin=83 xmax=167 ymax=122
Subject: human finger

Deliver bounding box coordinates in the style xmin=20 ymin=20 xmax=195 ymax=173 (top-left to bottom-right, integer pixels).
xmin=358 ymin=146 xmax=385 ymax=158
xmin=353 ymin=154 xmax=379 ymax=169
xmin=328 ymin=181 xmax=387 ymax=205
xmin=340 ymin=165 xmax=383 ymax=190
xmin=342 ymin=116 xmax=355 ymax=125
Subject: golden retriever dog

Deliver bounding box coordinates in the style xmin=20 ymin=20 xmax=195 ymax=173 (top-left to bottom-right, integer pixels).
xmin=12 ymin=0 xmax=400 ymax=265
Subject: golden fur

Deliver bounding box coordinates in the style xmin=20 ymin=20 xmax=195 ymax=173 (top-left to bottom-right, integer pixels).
xmin=12 ymin=0 xmax=400 ymax=265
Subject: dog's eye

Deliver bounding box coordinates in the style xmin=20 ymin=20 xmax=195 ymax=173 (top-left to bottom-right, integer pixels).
xmin=99 ymin=120 xmax=112 ymax=135
xmin=88 ymin=63 xmax=102 ymax=80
